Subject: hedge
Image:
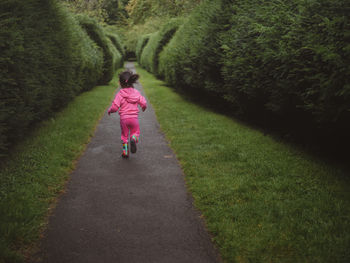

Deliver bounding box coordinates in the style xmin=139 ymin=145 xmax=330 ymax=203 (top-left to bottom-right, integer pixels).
xmin=77 ymin=15 xmax=123 ymax=85
xmin=106 ymin=32 xmax=125 ymax=57
xmin=139 ymin=32 xmax=157 ymax=72
xmin=135 ymin=34 xmax=151 ymax=62
xmin=158 ymin=1 xmax=224 ymax=93
xmin=139 ymin=17 xmax=184 ymax=76
xmin=107 ymin=36 xmax=124 ymax=72
xmin=220 ymin=0 xmax=350 ymax=136
xmin=0 ymin=0 xmax=104 ymax=157
xmin=158 ymin=0 xmax=350 ymax=149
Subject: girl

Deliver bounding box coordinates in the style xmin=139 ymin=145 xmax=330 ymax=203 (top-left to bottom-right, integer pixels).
xmin=108 ymin=71 xmax=147 ymax=158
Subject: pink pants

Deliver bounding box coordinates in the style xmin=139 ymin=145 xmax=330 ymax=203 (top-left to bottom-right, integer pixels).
xmin=120 ymin=118 xmax=140 ymax=143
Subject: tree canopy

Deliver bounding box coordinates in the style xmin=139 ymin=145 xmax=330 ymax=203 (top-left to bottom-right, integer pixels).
xmin=59 ymin=0 xmax=127 ymax=24
xmin=58 ymin=0 xmax=201 ymax=24
xmin=126 ymin=0 xmax=201 ymax=24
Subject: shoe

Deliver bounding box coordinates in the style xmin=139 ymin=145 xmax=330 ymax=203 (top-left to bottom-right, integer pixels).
xmin=122 ymin=143 xmax=129 ymax=158
xmin=130 ymin=135 xmax=137 ymax=154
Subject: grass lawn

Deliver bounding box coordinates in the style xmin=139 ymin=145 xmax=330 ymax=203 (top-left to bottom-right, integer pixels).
xmin=136 ymin=64 xmax=350 ymax=262
xmin=0 ymin=72 xmax=120 ymax=263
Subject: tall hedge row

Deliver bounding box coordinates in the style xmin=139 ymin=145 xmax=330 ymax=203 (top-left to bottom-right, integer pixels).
xmin=106 ymin=32 xmax=126 ymax=58
xmin=139 ymin=32 xmax=158 ymax=72
xmin=158 ymin=0 xmax=225 ymax=93
xmin=135 ymin=34 xmax=151 ymax=62
xmin=77 ymin=15 xmax=124 ymax=85
xmin=0 ymin=0 xmax=124 ymax=157
xmin=220 ymin=0 xmax=350 ymax=133
xmin=155 ymin=0 xmax=350 ymax=148
xmin=107 ymin=37 xmax=124 ymax=72
xmin=139 ymin=18 xmax=184 ymax=75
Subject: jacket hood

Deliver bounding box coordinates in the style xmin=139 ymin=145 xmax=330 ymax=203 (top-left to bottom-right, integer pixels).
xmin=119 ymin=88 xmax=140 ymax=103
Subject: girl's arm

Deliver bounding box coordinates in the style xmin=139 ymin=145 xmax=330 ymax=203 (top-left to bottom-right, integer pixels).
xmin=108 ymin=92 xmax=122 ymax=114
xmin=139 ymin=95 xmax=147 ymax=111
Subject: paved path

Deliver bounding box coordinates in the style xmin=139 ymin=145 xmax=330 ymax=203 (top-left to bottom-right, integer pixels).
xmin=37 ymin=63 xmax=220 ymax=263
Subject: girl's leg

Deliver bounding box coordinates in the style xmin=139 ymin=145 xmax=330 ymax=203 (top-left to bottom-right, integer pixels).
xmin=120 ymin=119 xmax=129 ymax=157
xmin=128 ymin=118 xmax=140 ymax=142
xmin=120 ymin=119 xmax=129 ymax=144
xmin=126 ymin=118 xmax=140 ymax=154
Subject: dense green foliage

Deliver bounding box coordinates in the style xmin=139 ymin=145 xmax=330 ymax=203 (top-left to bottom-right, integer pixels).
xmin=58 ymin=0 xmax=127 ymax=24
xmin=0 ymin=0 xmax=125 ymax=158
xmin=220 ymin=0 xmax=350 ymax=136
xmin=139 ymin=18 xmax=184 ymax=75
xmin=122 ymin=17 xmax=166 ymax=56
xmin=120 ymin=0 xmax=201 ymax=55
xmin=154 ymin=0 xmax=350 ymax=150
xmin=159 ymin=0 xmax=224 ymax=92
xmin=139 ymin=32 xmax=157 ymax=72
xmin=106 ymin=31 xmax=125 ymax=57
xmin=126 ymin=0 xmax=201 ymax=24
xmin=135 ymin=34 xmax=151 ymax=62
xmin=107 ymin=35 xmax=124 ymax=70
xmin=0 ymin=0 xmax=106 ymax=157
xmin=77 ymin=15 xmax=123 ymax=84
xmin=103 ymin=0 xmax=121 ymax=23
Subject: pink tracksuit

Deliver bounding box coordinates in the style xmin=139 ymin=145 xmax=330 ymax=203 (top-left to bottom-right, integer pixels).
xmin=108 ymin=87 xmax=147 ymax=143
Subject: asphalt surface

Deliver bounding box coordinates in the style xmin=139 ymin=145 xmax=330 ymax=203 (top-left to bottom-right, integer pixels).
xmin=36 ymin=63 xmax=220 ymax=263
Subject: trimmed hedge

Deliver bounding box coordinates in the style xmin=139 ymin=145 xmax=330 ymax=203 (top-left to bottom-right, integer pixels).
xmin=107 ymin=36 xmax=124 ymax=72
xmin=139 ymin=32 xmax=157 ymax=72
xmin=220 ymin=0 xmax=350 ymax=132
xmin=139 ymin=17 xmax=184 ymax=75
xmin=106 ymin=32 xmax=125 ymax=57
xmin=77 ymin=15 xmax=123 ymax=85
xmin=135 ymin=34 xmax=151 ymax=62
xmin=158 ymin=0 xmax=350 ymax=149
xmin=158 ymin=1 xmax=224 ymax=93
xmin=0 ymin=0 xmax=104 ymax=157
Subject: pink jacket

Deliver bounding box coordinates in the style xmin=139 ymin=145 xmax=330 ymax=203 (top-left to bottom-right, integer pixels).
xmin=108 ymin=87 xmax=147 ymax=119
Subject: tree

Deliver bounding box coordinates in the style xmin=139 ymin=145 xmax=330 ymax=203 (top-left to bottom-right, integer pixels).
xmin=125 ymin=0 xmax=201 ymax=24
xmin=59 ymin=0 xmax=123 ymax=24
xmin=103 ymin=0 xmax=119 ymax=23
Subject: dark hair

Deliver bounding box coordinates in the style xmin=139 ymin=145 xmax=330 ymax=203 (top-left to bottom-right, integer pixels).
xmin=119 ymin=71 xmax=139 ymax=88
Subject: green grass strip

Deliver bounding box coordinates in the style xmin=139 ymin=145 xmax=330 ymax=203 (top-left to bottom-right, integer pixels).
xmin=136 ymin=64 xmax=350 ymax=263
xmin=0 ymin=72 xmax=120 ymax=263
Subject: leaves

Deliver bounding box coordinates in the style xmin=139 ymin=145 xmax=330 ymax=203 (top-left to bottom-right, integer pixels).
xmin=0 ymin=0 xmax=124 ymax=158
xmin=126 ymin=0 xmax=201 ymax=24
xmin=139 ymin=17 xmax=183 ymax=75
xmin=151 ymin=0 xmax=349 ymax=148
